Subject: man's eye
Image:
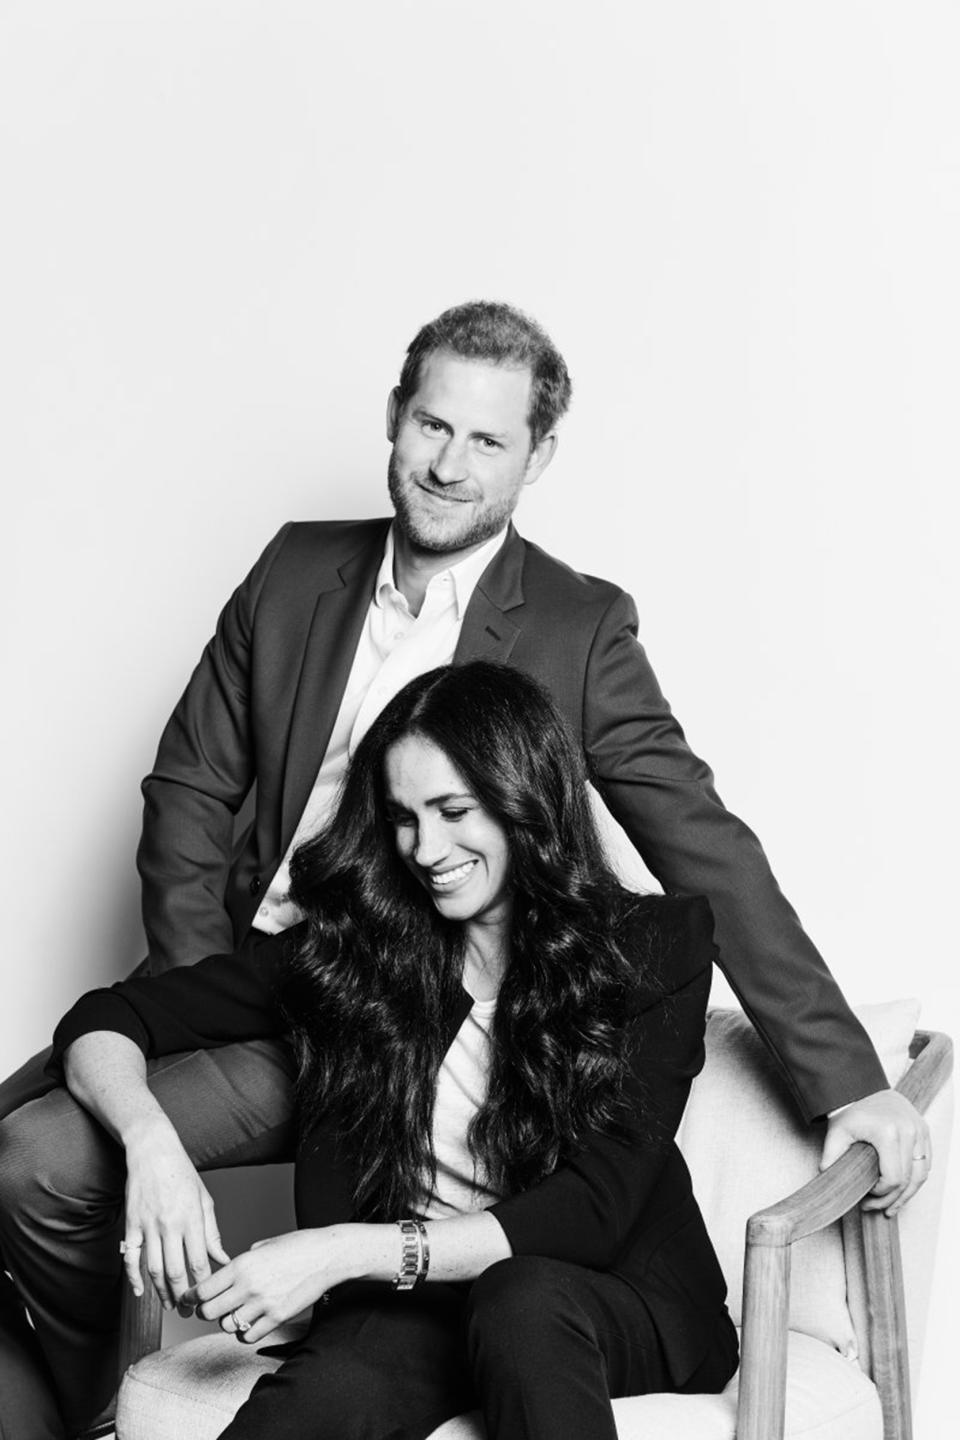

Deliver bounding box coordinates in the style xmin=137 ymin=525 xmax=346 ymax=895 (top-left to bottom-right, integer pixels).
xmin=421 ymin=419 xmax=444 ymax=434
xmin=477 ymin=437 xmax=500 ymax=451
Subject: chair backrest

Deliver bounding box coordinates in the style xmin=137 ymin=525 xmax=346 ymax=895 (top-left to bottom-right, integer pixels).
xmin=677 ymin=1000 xmax=951 ymax=1382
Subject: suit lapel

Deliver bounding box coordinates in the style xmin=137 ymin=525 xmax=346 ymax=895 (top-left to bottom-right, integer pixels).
xmin=282 ymin=523 xmax=529 ymax=845
xmin=455 ymin=526 xmax=526 ymax=664
xmin=280 ymin=522 xmax=390 ymax=844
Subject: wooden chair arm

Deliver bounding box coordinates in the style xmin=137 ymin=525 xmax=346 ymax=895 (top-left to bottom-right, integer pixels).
xmin=746 ymin=1030 xmax=953 ymax=1250
xmin=736 ymin=1030 xmax=953 ymax=1440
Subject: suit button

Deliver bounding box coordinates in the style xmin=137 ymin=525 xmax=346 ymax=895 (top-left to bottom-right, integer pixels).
xmin=249 ymin=876 xmax=262 ymax=895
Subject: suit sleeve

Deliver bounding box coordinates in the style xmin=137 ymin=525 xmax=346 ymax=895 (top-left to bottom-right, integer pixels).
xmin=136 ymin=525 xmax=293 ymax=972
xmin=490 ymin=897 xmax=712 ymax=1268
xmin=47 ymin=928 xmax=294 ymax=1080
xmin=581 ymin=589 xmax=886 ymax=1121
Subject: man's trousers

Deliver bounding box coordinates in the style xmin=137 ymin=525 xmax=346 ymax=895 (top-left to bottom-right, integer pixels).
xmin=0 ymin=1038 xmax=297 ymax=1439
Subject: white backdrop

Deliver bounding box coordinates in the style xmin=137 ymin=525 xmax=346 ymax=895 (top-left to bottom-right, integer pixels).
xmin=1 ymin=3 xmax=956 ymax=1435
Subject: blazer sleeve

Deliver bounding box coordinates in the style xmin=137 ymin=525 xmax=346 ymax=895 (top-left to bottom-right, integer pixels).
xmin=47 ymin=928 xmax=294 ymax=1082
xmin=490 ymin=896 xmax=712 ymax=1270
xmin=135 ymin=525 xmax=294 ymax=971
xmin=580 ymin=589 xmax=886 ymax=1122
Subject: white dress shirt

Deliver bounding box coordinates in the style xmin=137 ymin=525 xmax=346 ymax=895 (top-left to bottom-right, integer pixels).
xmin=253 ymin=524 xmax=507 ymax=933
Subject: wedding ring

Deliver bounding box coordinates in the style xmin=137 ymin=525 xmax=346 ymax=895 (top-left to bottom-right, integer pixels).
xmin=119 ymin=1238 xmax=143 ymax=1255
xmin=232 ymin=1309 xmax=251 ymax=1333
xmin=912 ymin=1152 xmax=928 ymax=1163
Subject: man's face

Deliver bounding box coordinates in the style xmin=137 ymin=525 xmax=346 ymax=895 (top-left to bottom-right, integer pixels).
xmin=387 ymin=350 xmax=556 ymax=557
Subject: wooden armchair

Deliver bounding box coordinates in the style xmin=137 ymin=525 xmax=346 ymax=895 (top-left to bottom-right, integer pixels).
xmin=735 ymin=1025 xmax=951 ymax=1440
xmin=114 ymin=1004 xmax=953 ymax=1440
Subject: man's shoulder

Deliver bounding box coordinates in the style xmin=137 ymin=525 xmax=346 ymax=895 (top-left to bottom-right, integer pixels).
xmin=231 ymin=518 xmax=390 ymax=618
xmin=272 ymin=517 xmax=392 ymax=564
xmin=510 ymin=530 xmax=631 ymax=613
xmin=244 ymin=517 xmax=390 ymax=588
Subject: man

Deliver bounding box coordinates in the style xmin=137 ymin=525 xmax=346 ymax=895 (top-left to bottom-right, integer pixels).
xmin=0 ymin=301 xmax=928 ymax=1437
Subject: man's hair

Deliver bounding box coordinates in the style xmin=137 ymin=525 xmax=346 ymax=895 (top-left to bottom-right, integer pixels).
xmin=395 ymin=300 xmax=573 ymax=447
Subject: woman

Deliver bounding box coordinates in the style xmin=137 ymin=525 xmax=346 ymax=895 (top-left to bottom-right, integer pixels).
xmin=53 ymin=661 xmax=738 ymax=1440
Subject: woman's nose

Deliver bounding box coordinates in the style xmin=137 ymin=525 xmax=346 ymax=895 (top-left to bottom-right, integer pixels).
xmin=414 ymin=819 xmax=450 ymax=868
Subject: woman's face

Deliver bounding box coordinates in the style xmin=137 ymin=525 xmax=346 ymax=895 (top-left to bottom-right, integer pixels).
xmin=384 ymin=734 xmax=512 ymax=933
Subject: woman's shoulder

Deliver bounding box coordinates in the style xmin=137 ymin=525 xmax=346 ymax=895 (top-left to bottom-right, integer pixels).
xmin=614 ymin=893 xmax=717 ymax=995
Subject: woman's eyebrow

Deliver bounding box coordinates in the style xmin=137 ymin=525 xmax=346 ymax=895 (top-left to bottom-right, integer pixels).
xmin=386 ymin=792 xmax=474 ymax=810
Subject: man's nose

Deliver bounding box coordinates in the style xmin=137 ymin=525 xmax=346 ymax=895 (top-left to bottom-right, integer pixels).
xmin=430 ymin=438 xmax=469 ymax=486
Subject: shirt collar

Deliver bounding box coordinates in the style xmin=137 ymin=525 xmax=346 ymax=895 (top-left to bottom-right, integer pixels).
xmin=376 ymin=524 xmax=509 ymax=621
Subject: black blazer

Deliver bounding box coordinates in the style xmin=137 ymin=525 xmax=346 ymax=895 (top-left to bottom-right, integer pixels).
xmin=137 ymin=519 xmax=885 ymax=1120
xmin=52 ymin=894 xmax=729 ymax=1388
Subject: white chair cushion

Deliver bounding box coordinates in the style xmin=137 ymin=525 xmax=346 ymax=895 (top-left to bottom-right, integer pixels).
xmin=433 ymin=1332 xmax=882 ymax=1440
xmin=117 ymin=1324 xmax=304 ymax=1440
xmin=677 ymin=999 xmax=919 ymax=1359
xmin=117 ymin=1328 xmax=882 ymax=1440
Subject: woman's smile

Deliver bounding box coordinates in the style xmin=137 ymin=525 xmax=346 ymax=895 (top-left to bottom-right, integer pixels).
xmin=384 ymin=735 xmax=511 ymax=934
xmin=427 ymin=858 xmax=479 ymax=890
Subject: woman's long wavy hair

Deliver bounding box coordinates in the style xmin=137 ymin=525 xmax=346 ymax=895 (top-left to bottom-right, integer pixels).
xmin=283 ymin=660 xmax=648 ymax=1220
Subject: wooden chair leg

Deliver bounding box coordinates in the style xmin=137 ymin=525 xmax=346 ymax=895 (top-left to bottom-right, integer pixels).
xmin=861 ymin=1209 xmax=912 ymax=1440
xmin=736 ymin=1236 xmax=791 ymax=1440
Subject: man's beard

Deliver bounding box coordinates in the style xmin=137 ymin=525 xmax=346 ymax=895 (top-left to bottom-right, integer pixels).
xmin=387 ymin=453 xmax=518 ymax=554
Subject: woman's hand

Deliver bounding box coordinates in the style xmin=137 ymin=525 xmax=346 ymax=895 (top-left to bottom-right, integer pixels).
xmin=122 ymin=1113 xmax=230 ymax=1311
xmin=183 ymin=1229 xmax=354 ymax=1343
xmin=184 ymin=1214 xmax=513 ymax=1343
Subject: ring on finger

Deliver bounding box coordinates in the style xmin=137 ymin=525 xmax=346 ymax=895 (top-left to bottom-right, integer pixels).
xmin=231 ymin=1309 xmax=251 ymax=1334
xmin=119 ymin=1238 xmax=143 ymax=1255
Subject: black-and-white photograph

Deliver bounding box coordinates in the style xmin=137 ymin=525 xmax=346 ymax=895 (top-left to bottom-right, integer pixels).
xmin=1 ymin=5 xmax=956 ymax=1438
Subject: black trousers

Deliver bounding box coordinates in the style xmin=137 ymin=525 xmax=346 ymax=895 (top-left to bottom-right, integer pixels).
xmin=220 ymin=1258 xmax=739 ymax=1440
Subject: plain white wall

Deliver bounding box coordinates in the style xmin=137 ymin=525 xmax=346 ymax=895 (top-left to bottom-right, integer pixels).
xmin=1 ymin=2 xmax=956 ymax=1434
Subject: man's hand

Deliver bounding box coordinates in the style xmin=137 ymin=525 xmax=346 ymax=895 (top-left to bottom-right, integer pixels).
xmin=122 ymin=1114 xmax=230 ymax=1311
xmin=63 ymin=1030 xmax=231 ymax=1308
xmin=820 ymin=1089 xmax=931 ymax=1214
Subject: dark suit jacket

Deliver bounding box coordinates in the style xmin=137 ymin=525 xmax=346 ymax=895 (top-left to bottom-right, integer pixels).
xmin=52 ymin=894 xmax=729 ymax=1388
xmin=137 ymin=518 xmax=885 ymax=1120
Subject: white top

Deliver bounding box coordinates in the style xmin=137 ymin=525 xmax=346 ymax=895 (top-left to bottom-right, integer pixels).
xmin=253 ymin=525 xmax=507 ymax=933
xmin=420 ymin=995 xmax=505 ymax=1218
